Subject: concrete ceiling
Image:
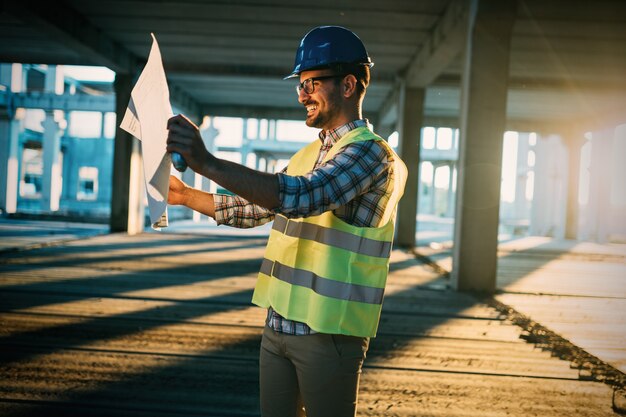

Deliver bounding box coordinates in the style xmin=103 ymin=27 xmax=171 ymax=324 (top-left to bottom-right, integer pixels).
xmin=1 ymin=0 xmax=625 ymax=133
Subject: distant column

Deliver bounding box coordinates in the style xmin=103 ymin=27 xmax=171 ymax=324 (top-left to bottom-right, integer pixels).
xmin=451 ymin=0 xmax=516 ymax=293
xmin=40 ymin=65 xmax=66 ymax=212
xmin=269 ymin=119 xmax=277 ymax=141
xmin=0 ymin=112 xmax=21 ymax=214
xmin=514 ymin=133 xmax=530 ymax=220
xmin=100 ymin=112 xmax=107 ymax=138
xmin=45 ymin=65 xmax=64 ymax=94
xmin=430 ymin=164 xmax=439 ymax=215
xmin=41 ymin=112 xmax=64 ymax=212
xmin=564 ymin=130 xmax=585 ymax=240
xmin=267 ymin=159 xmax=276 ymax=174
xmin=587 ymin=129 xmax=614 ymax=243
xmin=529 ymin=134 xmax=568 ymax=238
xmin=0 ymin=64 xmax=21 ymax=214
xmin=110 ymin=73 xmax=145 ymax=234
xmin=528 ymin=135 xmax=548 ymax=236
xmin=395 ymin=84 xmax=425 ymax=248
xmin=446 ymin=162 xmax=455 ymax=218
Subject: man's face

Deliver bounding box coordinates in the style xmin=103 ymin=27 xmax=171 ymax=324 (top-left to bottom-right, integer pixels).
xmin=297 ymin=69 xmax=344 ymax=130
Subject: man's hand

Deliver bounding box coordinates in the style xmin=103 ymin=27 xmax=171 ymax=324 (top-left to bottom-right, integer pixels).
xmin=166 ymin=114 xmax=215 ymax=175
xmin=167 ymin=114 xmax=280 ymax=211
xmin=167 ymin=175 xmax=216 ymax=217
xmin=168 ymin=175 xmax=188 ymax=206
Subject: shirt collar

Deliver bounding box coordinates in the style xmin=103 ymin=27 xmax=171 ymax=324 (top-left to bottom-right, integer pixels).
xmin=318 ymin=119 xmax=369 ymax=144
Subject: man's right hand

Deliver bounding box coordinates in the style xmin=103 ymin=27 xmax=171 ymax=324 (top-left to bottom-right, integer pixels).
xmin=167 ymin=175 xmax=216 ymax=218
xmin=168 ymin=175 xmax=189 ymax=206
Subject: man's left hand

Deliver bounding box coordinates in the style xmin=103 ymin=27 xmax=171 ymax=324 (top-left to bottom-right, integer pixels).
xmin=166 ymin=114 xmax=214 ymax=175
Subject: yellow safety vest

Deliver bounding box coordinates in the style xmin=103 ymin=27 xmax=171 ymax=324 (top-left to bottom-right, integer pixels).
xmin=252 ymin=127 xmax=407 ymax=337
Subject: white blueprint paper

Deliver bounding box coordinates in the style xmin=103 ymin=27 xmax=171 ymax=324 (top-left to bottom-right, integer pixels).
xmin=120 ymin=33 xmax=172 ymax=229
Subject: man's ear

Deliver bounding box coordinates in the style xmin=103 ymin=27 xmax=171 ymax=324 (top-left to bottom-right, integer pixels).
xmin=342 ymin=74 xmax=358 ymax=98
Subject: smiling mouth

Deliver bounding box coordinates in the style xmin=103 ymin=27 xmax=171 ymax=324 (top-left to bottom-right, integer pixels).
xmin=306 ymin=105 xmax=318 ymax=115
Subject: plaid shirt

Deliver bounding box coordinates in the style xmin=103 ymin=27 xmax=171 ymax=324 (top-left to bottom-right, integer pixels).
xmin=214 ymin=119 xmax=394 ymax=335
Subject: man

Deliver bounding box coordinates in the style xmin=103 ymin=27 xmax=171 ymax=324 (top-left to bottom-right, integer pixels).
xmin=166 ymin=26 xmax=407 ymax=417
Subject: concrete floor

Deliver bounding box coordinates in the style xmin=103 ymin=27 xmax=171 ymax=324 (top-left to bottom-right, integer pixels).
xmin=0 ymin=217 xmax=624 ymax=416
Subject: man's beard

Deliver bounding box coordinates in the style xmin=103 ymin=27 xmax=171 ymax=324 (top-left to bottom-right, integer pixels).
xmin=305 ymin=90 xmax=341 ymax=129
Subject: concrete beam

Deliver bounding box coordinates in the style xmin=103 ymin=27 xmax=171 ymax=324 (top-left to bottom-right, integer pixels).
xmin=395 ymin=84 xmax=425 ymax=248
xmin=433 ymin=73 xmax=626 ymax=93
xmin=3 ymin=2 xmax=204 ymax=120
xmin=3 ymin=90 xmax=607 ymax=142
xmin=9 ymin=92 xmax=114 ymax=113
xmin=377 ymin=0 xmax=471 ymax=127
xmin=3 ymin=1 xmax=137 ymax=74
xmin=405 ymin=0 xmax=471 ymax=88
xmin=451 ymin=0 xmax=516 ymax=293
xmin=202 ymin=104 xmax=306 ymax=122
xmin=6 ymin=88 xmax=205 ymax=125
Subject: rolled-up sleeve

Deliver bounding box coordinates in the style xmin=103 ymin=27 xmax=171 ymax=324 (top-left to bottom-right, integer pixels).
xmin=275 ymin=140 xmax=389 ymax=218
xmin=214 ymin=193 xmax=275 ymax=228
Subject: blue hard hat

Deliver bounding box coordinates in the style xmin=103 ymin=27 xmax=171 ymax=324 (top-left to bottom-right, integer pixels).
xmin=285 ymin=26 xmax=373 ymax=79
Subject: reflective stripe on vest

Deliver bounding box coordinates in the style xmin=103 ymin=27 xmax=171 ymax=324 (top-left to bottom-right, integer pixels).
xmin=260 ymin=258 xmax=385 ymax=305
xmin=272 ymin=215 xmax=392 ymax=259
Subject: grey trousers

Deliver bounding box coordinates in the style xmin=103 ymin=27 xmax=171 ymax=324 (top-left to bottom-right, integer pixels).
xmin=259 ymin=325 xmax=370 ymax=417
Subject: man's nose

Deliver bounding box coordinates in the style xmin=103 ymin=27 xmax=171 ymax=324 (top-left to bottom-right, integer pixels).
xmin=297 ymin=88 xmax=310 ymax=104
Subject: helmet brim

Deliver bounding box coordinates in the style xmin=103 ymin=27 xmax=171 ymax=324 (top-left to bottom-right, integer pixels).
xmin=283 ymin=61 xmax=374 ymax=80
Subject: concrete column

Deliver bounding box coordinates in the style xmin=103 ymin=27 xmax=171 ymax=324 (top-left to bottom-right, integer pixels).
xmin=0 ymin=64 xmax=21 ymax=214
xmin=267 ymin=119 xmax=276 ymax=140
xmin=417 ymin=162 xmax=426 ymax=214
xmin=41 ymin=112 xmax=64 ymax=212
xmin=529 ymin=134 xmax=568 ymax=238
xmin=110 ymin=73 xmax=145 ymax=234
xmin=240 ymin=140 xmax=250 ymax=167
xmin=2 ymin=63 xmax=26 ymax=92
xmin=100 ymin=112 xmax=107 ymax=138
xmin=395 ymin=84 xmax=425 ymax=248
xmin=98 ymin=138 xmax=114 ymax=205
xmin=528 ymin=135 xmax=548 ymax=236
xmin=587 ymin=129 xmax=614 ymax=243
xmin=200 ymin=116 xmax=219 ymax=153
xmin=446 ymin=162 xmax=456 ymax=218
xmin=514 ymin=132 xmax=530 ymax=220
xmin=564 ymin=131 xmax=585 ymax=240
xmin=40 ymin=65 xmax=66 ymax=213
xmin=44 ymin=65 xmax=64 ymax=94
xmin=451 ymin=0 xmax=516 ymax=293
xmin=430 ymin=164 xmax=439 ymax=215
xmin=61 ymin=138 xmax=75 ymax=201
xmin=0 ymin=111 xmax=21 ymax=214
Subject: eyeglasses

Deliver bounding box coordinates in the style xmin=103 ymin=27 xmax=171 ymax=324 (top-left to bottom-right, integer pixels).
xmin=296 ymin=74 xmax=345 ymax=95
